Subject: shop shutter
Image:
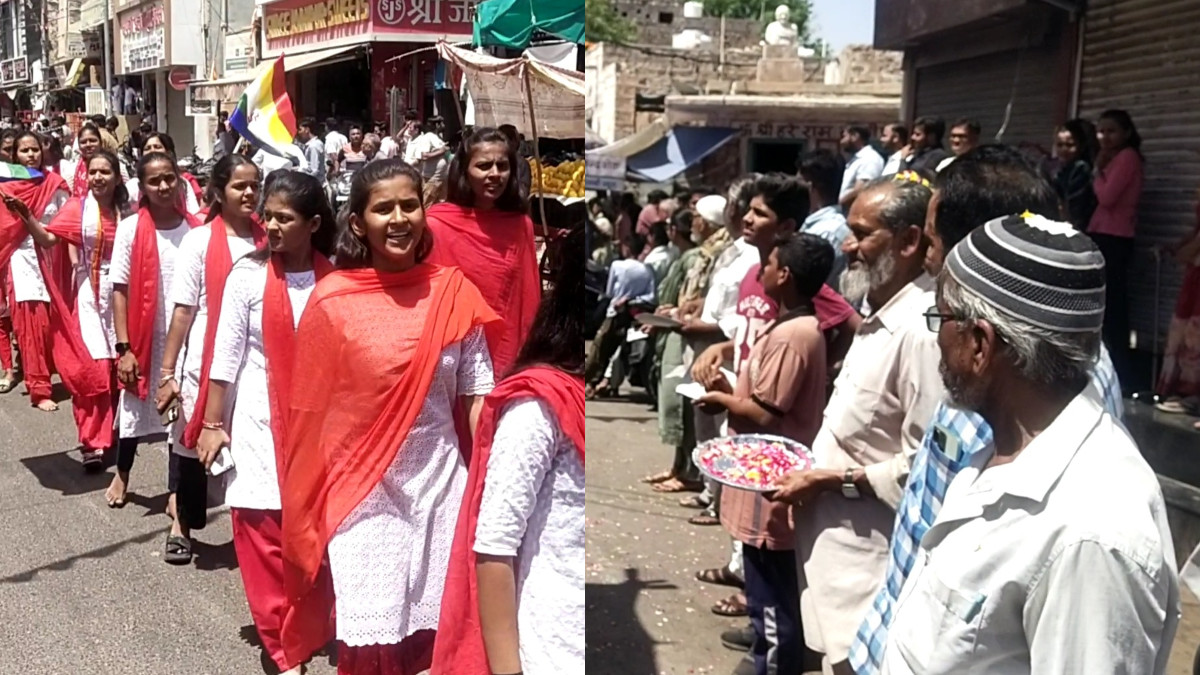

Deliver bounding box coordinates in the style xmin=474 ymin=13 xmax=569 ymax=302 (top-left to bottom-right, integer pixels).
xmin=913 ymin=41 xmax=1060 ymax=152
xmin=1078 ymin=0 xmax=1200 ymax=350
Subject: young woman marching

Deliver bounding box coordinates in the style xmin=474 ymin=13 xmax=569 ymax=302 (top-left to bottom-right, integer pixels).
xmin=279 ymin=159 xmax=502 ymax=674
xmin=195 ymin=171 xmax=335 ymax=674
xmin=60 ymin=124 xmax=105 ymax=198
xmin=125 ymin=132 xmax=204 ymax=214
xmin=0 ymin=131 xmax=70 ymax=412
xmin=157 ymin=153 xmax=263 ymax=564
xmin=426 ymin=127 xmax=540 ymax=377
xmin=15 ymin=149 xmax=128 ymax=469
xmin=432 ymin=226 xmax=585 ymax=675
xmin=106 ymin=151 xmax=201 ymax=510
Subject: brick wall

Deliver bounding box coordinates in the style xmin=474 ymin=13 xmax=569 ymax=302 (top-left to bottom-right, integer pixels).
xmin=611 ymin=0 xmax=764 ymax=49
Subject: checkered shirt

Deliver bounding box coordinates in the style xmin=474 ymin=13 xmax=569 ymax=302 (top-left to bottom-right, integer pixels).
xmin=848 ymin=347 xmax=1123 ymax=674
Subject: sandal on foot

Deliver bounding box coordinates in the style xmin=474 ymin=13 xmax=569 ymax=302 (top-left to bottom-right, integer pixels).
xmin=81 ymin=450 xmax=104 ymax=473
xmin=679 ymin=494 xmax=710 ymax=510
xmin=688 ymin=513 xmax=720 ymax=526
xmin=641 ymin=470 xmax=674 ymax=485
xmin=0 ymin=379 xmax=14 ymax=394
xmin=653 ymin=478 xmax=704 ymax=493
xmin=695 ymin=565 xmax=744 ymax=588
xmin=711 ymin=595 xmax=748 ymax=617
xmin=164 ymin=534 xmax=193 ymax=565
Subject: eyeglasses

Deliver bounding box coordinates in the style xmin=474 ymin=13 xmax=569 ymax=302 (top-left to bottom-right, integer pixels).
xmin=923 ymin=306 xmax=958 ymax=332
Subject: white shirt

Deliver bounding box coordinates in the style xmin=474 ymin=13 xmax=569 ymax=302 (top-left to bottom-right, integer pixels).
xmin=840 ymin=145 xmax=886 ymax=200
xmin=253 ymin=146 xmax=307 ymax=178
xmin=404 ymin=132 xmax=448 ymax=178
xmin=167 ymin=225 xmax=257 ymax=455
xmin=604 ymin=259 xmax=655 ymax=317
xmin=643 ymin=244 xmax=677 ymax=282
xmin=797 ymin=274 xmax=946 ymax=662
xmin=936 ymin=155 xmax=958 ymax=173
xmin=882 ymin=385 xmax=1180 ymax=675
xmin=474 ymin=398 xmax=584 ymax=675
xmin=699 ymin=237 xmax=760 ymax=336
xmin=10 ymin=189 xmax=68 ymax=302
xmin=883 ymin=150 xmax=904 ymax=176
xmin=378 ymin=135 xmax=399 ymax=159
xmin=209 ymin=259 xmax=316 ymax=510
xmin=325 ymin=130 xmax=348 ymax=159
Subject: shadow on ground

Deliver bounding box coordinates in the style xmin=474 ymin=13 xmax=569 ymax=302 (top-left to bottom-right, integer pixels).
xmin=20 ymin=449 xmax=112 ymax=497
xmin=586 ymin=568 xmax=676 ymax=675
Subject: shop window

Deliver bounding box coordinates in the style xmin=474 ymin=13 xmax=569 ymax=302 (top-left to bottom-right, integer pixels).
xmin=658 ymin=12 xmax=673 ymax=23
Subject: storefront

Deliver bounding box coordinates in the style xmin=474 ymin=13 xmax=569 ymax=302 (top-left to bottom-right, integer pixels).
xmin=238 ymin=0 xmax=473 ymax=126
xmin=113 ymin=0 xmax=205 ymax=149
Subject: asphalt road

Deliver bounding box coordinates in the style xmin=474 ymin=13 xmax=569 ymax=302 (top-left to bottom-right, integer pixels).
xmin=0 ymin=382 xmax=338 ymax=675
xmin=585 ymin=392 xmax=1200 ymax=675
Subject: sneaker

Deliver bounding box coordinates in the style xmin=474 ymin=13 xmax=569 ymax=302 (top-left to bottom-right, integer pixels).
xmin=81 ymin=449 xmax=104 ymax=472
xmin=720 ymin=625 xmax=754 ymax=652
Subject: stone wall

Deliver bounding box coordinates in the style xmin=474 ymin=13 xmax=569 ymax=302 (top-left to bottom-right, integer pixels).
xmin=611 ymin=0 xmax=765 ymax=49
xmin=829 ymin=45 xmax=904 ymax=85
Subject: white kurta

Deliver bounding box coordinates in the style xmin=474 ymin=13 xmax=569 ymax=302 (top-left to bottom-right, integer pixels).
xmin=10 ymin=190 xmax=68 ymax=303
xmin=208 ymin=258 xmax=316 ymax=510
xmin=474 ymin=398 xmax=585 ymax=675
xmin=75 ymin=199 xmax=117 ymax=360
xmin=327 ymin=326 xmax=494 ymax=646
xmin=167 ymin=225 xmax=256 ymax=456
xmin=125 ymin=177 xmax=203 ymax=215
xmin=109 ymin=214 xmax=190 ymax=438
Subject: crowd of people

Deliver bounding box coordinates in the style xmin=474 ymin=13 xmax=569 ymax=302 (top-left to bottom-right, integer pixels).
xmin=585 ymin=110 xmax=1197 ymax=673
xmin=0 ymin=118 xmax=584 ymax=675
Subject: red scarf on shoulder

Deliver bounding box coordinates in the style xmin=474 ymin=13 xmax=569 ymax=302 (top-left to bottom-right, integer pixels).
xmin=425 ymin=203 xmax=541 ymax=377
xmin=180 ymin=215 xmax=266 ymax=448
xmin=38 ymin=194 xmax=119 ymax=398
xmin=261 ymin=250 xmax=334 ymax=485
xmin=70 ymin=158 xmax=89 ymax=199
xmin=124 ymin=204 xmax=203 ymax=399
xmin=0 ymin=172 xmax=69 ymax=270
xmin=430 ymin=366 xmax=585 ymax=675
xmin=280 ymin=264 xmax=503 ymax=666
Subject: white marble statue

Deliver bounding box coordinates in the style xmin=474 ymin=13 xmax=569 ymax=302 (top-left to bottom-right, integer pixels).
xmin=763 ymin=5 xmax=799 ymax=47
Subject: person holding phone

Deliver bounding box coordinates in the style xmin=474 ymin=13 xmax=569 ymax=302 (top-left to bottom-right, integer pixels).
xmin=195 ymin=171 xmax=335 ymax=674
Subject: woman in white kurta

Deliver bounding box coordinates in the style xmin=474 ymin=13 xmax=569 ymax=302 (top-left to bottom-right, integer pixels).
xmin=195 ymin=171 xmax=334 ymax=674
xmin=19 ymin=149 xmax=128 ymax=469
xmin=3 ymin=131 xmax=70 ymax=412
xmin=107 ymin=152 xmax=195 ymax=510
xmin=157 ymin=153 xmax=261 ymax=563
xmin=124 ymin=132 xmax=203 ymax=215
xmin=59 ymin=124 xmax=105 ymax=199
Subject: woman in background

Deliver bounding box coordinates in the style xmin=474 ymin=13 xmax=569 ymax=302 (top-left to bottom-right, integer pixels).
xmin=426 ymin=127 xmax=540 ymax=378
xmin=1053 ymin=118 xmax=1098 ymax=230
xmin=125 ymin=132 xmax=203 ymax=214
xmin=60 ymin=124 xmax=104 ymax=198
xmin=1156 ymin=185 xmax=1200 ymax=426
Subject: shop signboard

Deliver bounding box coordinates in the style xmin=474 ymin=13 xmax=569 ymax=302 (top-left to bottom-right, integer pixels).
xmin=0 ymin=57 xmax=28 ymax=85
xmin=263 ymin=0 xmax=372 ymax=52
xmin=373 ymin=0 xmax=475 ymax=35
xmin=585 ymin=151 xmax=626 ymax=191
xmin=224 ymin=30 xmax=256 ymax=74
xmin=119 ymin=0 xmax=166 ymax=73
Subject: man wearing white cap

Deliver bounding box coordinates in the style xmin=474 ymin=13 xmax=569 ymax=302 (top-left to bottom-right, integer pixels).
xmin=881 ymin=214 xmax=1179 ymax=673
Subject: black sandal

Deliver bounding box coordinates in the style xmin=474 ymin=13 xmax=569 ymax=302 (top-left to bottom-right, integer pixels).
xmin=164 ymin=534 xmax=192 ymax=565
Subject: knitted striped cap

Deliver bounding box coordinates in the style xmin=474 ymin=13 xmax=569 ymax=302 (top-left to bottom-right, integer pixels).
xmin=945 ymin=213 xmax=1106 ymax=333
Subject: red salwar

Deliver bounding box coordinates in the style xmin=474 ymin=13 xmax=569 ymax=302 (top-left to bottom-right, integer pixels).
xmin=8 ymin=292 xmax=54 ymax=405
xmin=338 ymin=632 xmax=435 ymax=675
xmin=0 ymin=315 xmax=12 ymax=371
xmin=231 ymin=508 xmax=291 ymax=671
xmin=70 ymin=363 xmax=116 ymax=452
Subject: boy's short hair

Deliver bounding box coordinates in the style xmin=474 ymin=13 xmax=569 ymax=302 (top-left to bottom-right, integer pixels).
xmin=753 ymin=173 xmax=810 ymax=228
xmin=775 ymin=232 xmax=834 ymax=298
xmin=648 ymin=221 xmax=670 ymax=247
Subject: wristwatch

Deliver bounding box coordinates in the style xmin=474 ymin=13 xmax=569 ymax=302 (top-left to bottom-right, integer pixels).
xmin=841 ymin=468 xmax=861 ymax=499
xmin=115 ymin=342 xmax=130 ymax=356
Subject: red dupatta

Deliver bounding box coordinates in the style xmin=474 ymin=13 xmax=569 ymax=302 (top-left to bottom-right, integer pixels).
xmin=280 ymin=264 xmax=502 ymax=665
xmin=0 ymin=172 xmax=70 ymax=270
xmin=123 ymin=204 xmax=203 ymax=399
xmin=430 ymin=366 xmax=585 ymax=675
xmin=426 ymin=203 xmax=541 ymax=377
xmin=261 ymin=250 xmax=334 ymax=485
xmin=180 ymin=215 xmax=266 ymax=448
xmin=70 ymin=158 xmax=89 ymax=199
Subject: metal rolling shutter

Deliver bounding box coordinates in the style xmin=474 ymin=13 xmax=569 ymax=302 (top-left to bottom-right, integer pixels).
xmin=913 ymin=42 xmax=1060 ymax=151
xmin=1078 ymin=0 xmax=1200 ymax=349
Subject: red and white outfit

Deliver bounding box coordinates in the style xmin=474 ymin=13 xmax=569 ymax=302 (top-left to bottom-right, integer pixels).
xmin=125 ymin=174 xmax=204 ymax=215
xmin=279 ymin=265 xmax=502 ymax=674
xmin=209 ymin=254 xmax=330 ymax=671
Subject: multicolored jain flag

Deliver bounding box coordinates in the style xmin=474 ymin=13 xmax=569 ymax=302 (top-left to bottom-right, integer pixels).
xmin=229 ymin=54 xmax=297 ymax=157
xmin=0 ymin=163 xmax=43 ymax=182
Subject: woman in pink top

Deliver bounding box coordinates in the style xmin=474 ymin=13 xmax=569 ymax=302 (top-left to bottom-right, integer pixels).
xmin=1088 ymin=109 xmax=1144 ymax=388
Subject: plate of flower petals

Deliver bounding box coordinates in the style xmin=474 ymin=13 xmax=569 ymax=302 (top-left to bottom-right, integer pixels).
xmin=693 ymin=434 xmax=813 ymax=492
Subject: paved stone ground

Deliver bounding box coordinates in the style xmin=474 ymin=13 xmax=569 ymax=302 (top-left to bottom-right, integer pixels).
xmin=0 ymin=382 xmax=339 ymax=674
xmin=586 ymin=393 xmax=1200 ymax=675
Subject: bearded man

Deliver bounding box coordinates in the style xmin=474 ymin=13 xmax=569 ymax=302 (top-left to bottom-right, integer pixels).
xmin=880 ymin=215 xmax=1179 ymax=673
xmin=769 ymin=174 xmax=946 ymax=674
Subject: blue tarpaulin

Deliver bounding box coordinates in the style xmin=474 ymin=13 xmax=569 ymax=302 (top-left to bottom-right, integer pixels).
xmin=625 ymin=126 xmax=741 ymax=183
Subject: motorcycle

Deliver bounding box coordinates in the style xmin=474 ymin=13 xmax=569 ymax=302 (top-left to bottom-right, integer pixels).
xmin=612 ymin=300 xmax=658 ymax=403
xmin=177 ymin=147 xmax=216 ymax=189
xmin=330 ymin=169 xmax=354 ymax=212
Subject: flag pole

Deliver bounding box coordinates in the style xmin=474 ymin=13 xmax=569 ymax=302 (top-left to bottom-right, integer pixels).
xmin=521 ymin=59 xmax=549 ymax=242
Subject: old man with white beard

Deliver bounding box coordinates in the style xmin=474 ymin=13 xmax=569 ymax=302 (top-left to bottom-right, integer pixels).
xmin=881 ymin=215 xmax=1179 ymax=674
xmin=768 ymin=172 xmax=946 ymax=674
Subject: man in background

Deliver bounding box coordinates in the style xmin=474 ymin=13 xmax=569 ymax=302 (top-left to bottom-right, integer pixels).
xmin=937 ymin=118 xmax=982 ymax=172
xmin=838 ymin=125 xmax=885 ymax=208
xmin=880 ymin=123 xmax=908 ymax=175
xmin=324 ymin=117 xmax=348 ymax=164
xmin=403 ymin=117 xmax=449 ymax=180
xmin=500 ymin=123 xmax=532 ymax=202
xmin=797 ymin=150 xmax=851 ymax=289
xmin=296 ymin=117 xmax=327 ymax=184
